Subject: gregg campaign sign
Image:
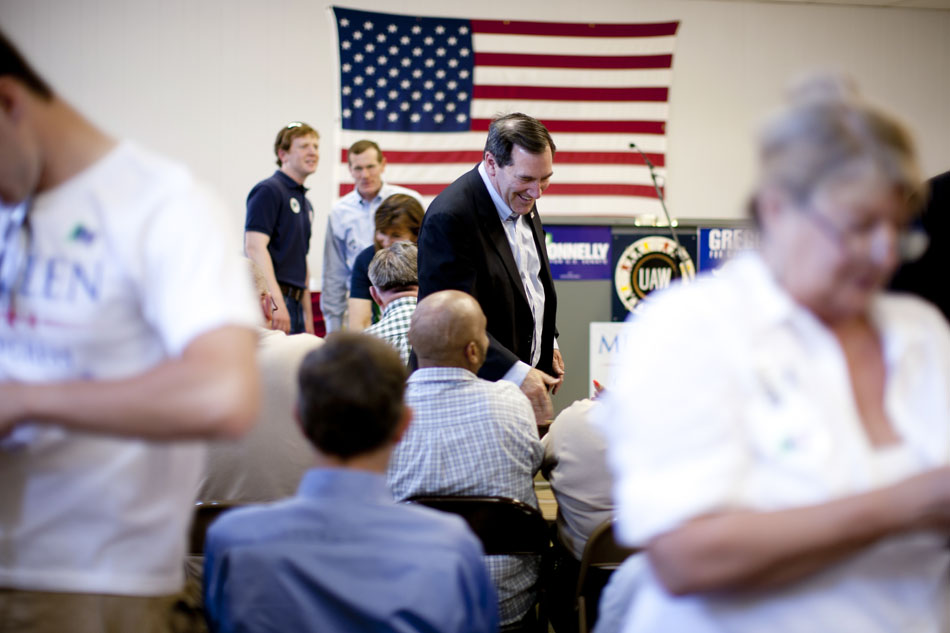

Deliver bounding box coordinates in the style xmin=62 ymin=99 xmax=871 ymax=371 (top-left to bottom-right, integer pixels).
xmin=698 ymin=227 xmax=759 ymax=272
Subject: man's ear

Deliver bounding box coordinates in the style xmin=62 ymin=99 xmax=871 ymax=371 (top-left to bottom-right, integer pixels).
xmin=0 ymin=77 xmax=29 ymax=120
xmin=463 ymin=340 xmax=478 ymax=366
xmin=483 ymin=151 xmax=496 ymax=176
xmin=369 ymin=285 xmax=383 ymax=308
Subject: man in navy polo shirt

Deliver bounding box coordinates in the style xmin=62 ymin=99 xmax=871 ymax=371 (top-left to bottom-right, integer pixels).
xmin=245 ymin=122 xmax=319 ymax=334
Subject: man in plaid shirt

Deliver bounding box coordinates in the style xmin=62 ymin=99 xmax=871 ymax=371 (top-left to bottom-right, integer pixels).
xmin=365 ymin=242 xmax=418 ymax=364
xmin=387 ymin=290 xmax=544 ymax=627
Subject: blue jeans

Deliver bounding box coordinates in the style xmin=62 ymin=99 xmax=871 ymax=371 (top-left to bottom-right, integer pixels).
xmin=284 ymin=293 xmax=306 ymax=334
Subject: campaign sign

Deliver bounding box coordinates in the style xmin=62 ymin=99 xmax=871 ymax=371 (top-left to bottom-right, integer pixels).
xmin=589 ymin=321 xmax=629 ymax=396
xmin=611 ymin=229 xmax=698 ymax=321
xmin=543 ymin=225 xmax=612 ymax=280
xmin=697 ymin=227 xmax=759 ymax=272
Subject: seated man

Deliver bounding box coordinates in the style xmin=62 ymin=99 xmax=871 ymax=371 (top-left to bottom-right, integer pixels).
xmin=204 ymin=333 xmax=498 ymax=633
xmin=387 ymin=290 xmax=544 ymax=627
xmin=365 ymin=241 xmax=418 ymax=364
xmin=197 ymin=259 xmax=323 ymax=504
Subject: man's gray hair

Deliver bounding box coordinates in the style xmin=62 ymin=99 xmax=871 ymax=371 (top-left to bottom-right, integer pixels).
xmin=368 ymin=242 xmax=418 ymax=292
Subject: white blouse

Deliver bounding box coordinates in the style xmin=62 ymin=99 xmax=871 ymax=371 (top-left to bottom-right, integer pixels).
xmin=597 ymin=252 xmax=950 ymax=633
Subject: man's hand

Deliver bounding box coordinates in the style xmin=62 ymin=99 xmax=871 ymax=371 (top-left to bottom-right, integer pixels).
xmin=551 ymin=348 xmax=566 ymax=395
xmin=521 ymin=368 xmax=558 ymax=425
xmin=271 ymin=299 xmax=292 ymax=334
xmin=303 ymin=290 xmax=315 ymax=335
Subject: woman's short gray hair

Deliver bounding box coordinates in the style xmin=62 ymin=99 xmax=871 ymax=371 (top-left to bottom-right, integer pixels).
xmin=756 ymin=72 xmax=924 ymax=211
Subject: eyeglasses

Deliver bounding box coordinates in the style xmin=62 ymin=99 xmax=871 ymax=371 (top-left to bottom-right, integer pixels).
xmin=285 ymin=121 xmax=304 ymax=129
xmin=801 ymin=207 xmax=928 ymax=262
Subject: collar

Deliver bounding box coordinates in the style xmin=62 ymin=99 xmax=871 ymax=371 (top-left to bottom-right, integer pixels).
xmin=408 ymin=365 xmax=479 ymax=385
xmin=477 ymin=161 xmax=520 ymax=225
xmin=274 ymin=169 xmax=308 ymax=192
xmin=356 ymin=181 xmax=388 ymax=207
xmin=297 ymin=468 xmax=392 ymax=503
xmin=381 ymin=294 xmax=418 ymax=318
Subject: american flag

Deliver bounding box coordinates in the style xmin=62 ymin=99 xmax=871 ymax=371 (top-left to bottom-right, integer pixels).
xmin=332 ymin=7 xmax=678 ymax=217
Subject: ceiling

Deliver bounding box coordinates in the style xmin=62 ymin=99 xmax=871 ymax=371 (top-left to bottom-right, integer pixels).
xmin=697 ymin=0 xmax=950 ymax=9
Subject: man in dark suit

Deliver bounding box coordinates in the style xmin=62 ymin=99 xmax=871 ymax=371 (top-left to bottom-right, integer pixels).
xmin=417 ymin=113 xmax=565 ymax=424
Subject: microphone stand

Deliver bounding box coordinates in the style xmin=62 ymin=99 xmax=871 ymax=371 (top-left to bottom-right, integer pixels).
xmin=629 ymin=143 xmax=690 ymax=276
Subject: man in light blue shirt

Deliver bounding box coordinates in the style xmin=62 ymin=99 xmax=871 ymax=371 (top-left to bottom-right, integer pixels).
xmin=321 ymin=140 xmax=423 ymax=332
xmin=204 ymin=333 xmax=498 ymax=633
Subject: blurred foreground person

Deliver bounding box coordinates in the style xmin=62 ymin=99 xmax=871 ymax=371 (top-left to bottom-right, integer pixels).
xmin=0 ymin=30 xmax=259 ymax=633
xmin=204 ymin=333 xmax=498 ymax=633
xmin=597 ymin=76 xmax=950 ymax=633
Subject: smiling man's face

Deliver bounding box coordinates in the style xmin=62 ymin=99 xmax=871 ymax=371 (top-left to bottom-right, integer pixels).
xmin=485 ymin=144 xmax=553 ymax=216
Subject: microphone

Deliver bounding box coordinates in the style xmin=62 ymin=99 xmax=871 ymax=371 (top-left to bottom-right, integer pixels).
xmin=629 ymin=142 xmax=655 ymax=170
xmin=629 ymin=142 xmax=690 ymax=276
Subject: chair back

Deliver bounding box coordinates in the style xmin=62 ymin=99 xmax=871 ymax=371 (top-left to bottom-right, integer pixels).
xmin=406 ymin=495 xmax=550 ymax=555
xmin=574 ymin=518 xmax=640 ymax=633
xmin=189 ymin=501 xmax=244 ymax=555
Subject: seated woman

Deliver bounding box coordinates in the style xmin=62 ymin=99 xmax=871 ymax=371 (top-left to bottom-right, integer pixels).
xmin=347 ymin=193 xmax=424 ymax=330
xmin=597 ymin=77 xmax=950 ymax=633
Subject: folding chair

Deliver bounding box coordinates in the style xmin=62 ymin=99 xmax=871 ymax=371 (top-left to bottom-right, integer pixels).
xmin=407 ymin=495 xmax=552 ymax=632
xmin=189 ymin=501 xmax=244 ymax=556
xmin=575 ymin=518 xmax=640 ymax=633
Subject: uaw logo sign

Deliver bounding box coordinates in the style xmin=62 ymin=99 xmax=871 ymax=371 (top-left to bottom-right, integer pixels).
xmin=612 ymin=232 xmax=697 ymax=319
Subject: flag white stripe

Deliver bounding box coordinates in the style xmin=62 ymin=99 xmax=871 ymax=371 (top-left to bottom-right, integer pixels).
xmin=337 ymin=163 xmax=665 ymax=185
xmin=474 ymin=67 xmax=673 ymax=88
xmin=473 ymin=33 xmax=677 ymax=56
xmin=338 ymin=130 xmax=667 ymax=154
xmin=472 ymin=99 xmax=668 ymax=121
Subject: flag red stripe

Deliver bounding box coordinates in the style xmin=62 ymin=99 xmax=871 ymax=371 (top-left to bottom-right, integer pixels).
xmin=471 ymin=118 xmax=666 ymax=134
xmin=470 ymin=19 xmax=679 ymax=38
xmin=473 ymin=85 xmax=668 ymax=102
xmin=474 ymin=52 xmax=673 ymax=69
xmin=545 ymin=183 xmax=662 ymax=197
xmin=339 ymin=183 xmax=662 ymax=197
xmin=339 ymin=149 xmax=665 ymax=167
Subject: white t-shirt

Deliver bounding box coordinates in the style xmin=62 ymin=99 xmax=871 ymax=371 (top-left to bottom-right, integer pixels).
xmin=0 ymin=141 xmax=259 ymax=596
xmin=597 ymin=253 xmax=950 ymax=633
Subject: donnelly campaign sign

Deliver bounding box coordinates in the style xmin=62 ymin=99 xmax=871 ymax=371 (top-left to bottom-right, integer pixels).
xmin=544 ymin=225 xmax=612 ymax=280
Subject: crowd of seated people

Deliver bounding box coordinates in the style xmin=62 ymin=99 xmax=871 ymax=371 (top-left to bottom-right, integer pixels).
xmin=7 ymin=24 xmax=950 ymax=633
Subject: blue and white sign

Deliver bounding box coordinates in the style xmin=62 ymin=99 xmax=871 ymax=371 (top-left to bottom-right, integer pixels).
xmin=589 ymin=321 xmax=629 ymax=397
xmin=698 ymin=227 xmax=759 ymax=272
xmin=544 ymin=225 xmax=612 ymax=281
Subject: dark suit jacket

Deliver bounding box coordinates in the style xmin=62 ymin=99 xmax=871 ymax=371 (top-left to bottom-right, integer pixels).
xmin=417 ymin=166 xmax=558 ymax=380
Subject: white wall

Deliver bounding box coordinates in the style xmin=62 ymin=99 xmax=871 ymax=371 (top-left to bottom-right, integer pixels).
xmin=2 ymin=0 xmax=948 ymax=287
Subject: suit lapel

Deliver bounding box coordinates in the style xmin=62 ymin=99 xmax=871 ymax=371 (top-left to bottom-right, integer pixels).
xmin=471 ymin=170 xmax=530 ymax=307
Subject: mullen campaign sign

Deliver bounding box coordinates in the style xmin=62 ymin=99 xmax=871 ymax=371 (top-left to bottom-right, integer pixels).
xmin=544 ymin=225 xmax=612 ymax=281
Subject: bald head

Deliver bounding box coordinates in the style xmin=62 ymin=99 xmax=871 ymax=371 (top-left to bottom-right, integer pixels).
xmin=409 ymin=290 xmax=489 ymax=370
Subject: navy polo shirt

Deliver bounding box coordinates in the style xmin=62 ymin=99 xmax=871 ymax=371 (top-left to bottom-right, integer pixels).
xmin=245 ymin=170 xmax=313 ymax=289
